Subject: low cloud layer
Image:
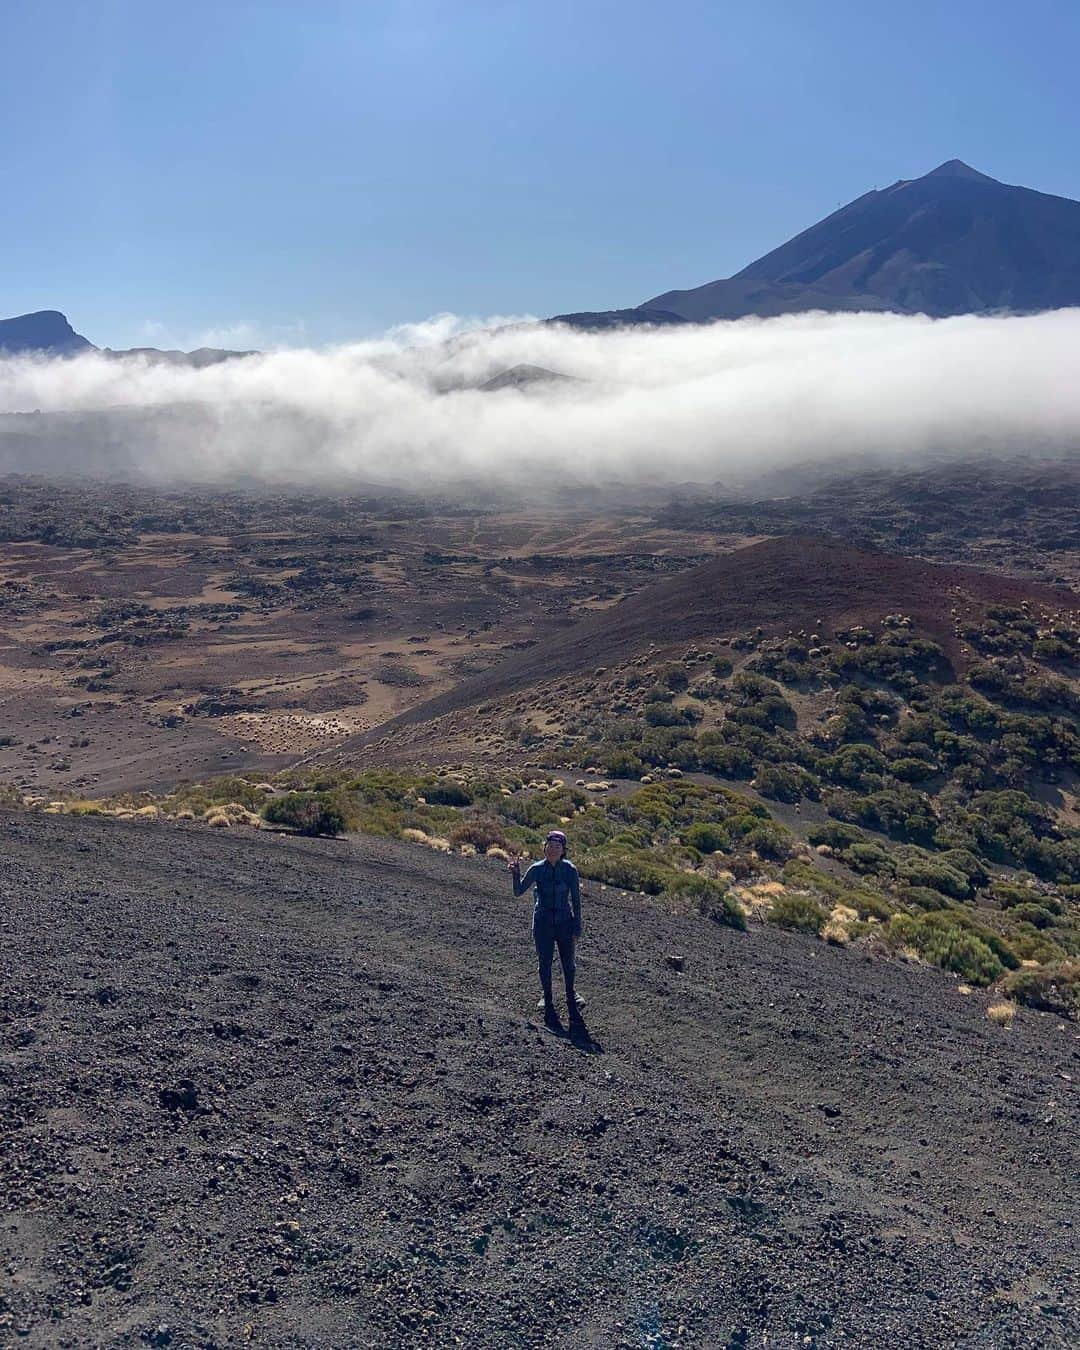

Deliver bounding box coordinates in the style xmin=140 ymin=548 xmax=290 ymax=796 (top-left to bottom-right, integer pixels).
xmin=1 ymin=309 xmax=1078 ymax=491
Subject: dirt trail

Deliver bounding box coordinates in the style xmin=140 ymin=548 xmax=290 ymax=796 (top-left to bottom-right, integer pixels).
xmin=1 ymin=812 xmax=1077 ymax=1347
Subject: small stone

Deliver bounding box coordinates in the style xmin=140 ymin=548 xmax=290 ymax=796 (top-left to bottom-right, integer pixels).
xmin=159 ymin=1080 xmax=200 ymax=1113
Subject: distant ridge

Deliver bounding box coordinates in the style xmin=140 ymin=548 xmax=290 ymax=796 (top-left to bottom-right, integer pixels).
xmin=557 ymin=159 xmax=1080 ymax=327
xmin=0 ymin=310 xmax=255 ymax=365
xmin=101 ymin=346 xmax=256 ymax=368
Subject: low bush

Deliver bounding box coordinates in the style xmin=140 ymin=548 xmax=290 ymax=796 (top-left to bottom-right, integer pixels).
xmin=1006 ymin=901 xmax=1057 ymax=930
xmin=897 ymin=885 xmax=951 ymax=911
xmin=894 ymin=853 xmax=971 ymax=899
xmin=807 ymin=821 xmax=866 ymax=850
xmin=578 ymin=848 xmax=671 ymax=895
xmin=684 ymin=821 xmax=727 ymax=854
xmin=675 ymin=875 xmax=746 ymax=930
xmin=886 ymin=913 xmax=1004 ymax=985
xmin=596 ymin=745 xmax=645 ymax=778
xmin=999 ymin=961 xmax=1079 ymax=1018
xmin=845 ymin=841 xmax=894 ymax=875
xmin=424 ymin=778 xmax=473 ymax=806
xmin=768 ymin=893 xmax=827 ymax=934
xmin=262 ymin=792 xmax=351 ymax=837
xmin=752 ymin=762 xmax=818 ymax=803
xmin=891 ymin=757 xmax=937 ymax=783
xmin=658 ymin=663 xmax=690 ymax=691
xmin=645 ymin=702 xmax=692 ymax=727
xmin=449 ymin=818 xmax=508 ymax=852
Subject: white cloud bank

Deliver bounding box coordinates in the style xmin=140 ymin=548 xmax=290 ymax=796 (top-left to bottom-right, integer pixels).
xmin=0 ymin=308 xmax=1078 ymax=489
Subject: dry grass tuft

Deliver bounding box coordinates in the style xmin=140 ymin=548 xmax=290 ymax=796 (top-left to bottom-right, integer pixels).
xmin=200 ymin=802 xmax=260 ymax=827
xmin=65 ymin=799 xmax=107 ymax=817
xmin=734 ymin=880 xmax=786 ymax=921
xmin=986 ymin=1001 xmax=1017 ymax=1027
xmin=823 ymin=904 xmax=858 ymax=945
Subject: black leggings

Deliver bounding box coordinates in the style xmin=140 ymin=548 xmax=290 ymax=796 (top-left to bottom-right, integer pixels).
xmin=533 ymin=916 xmax=576 ymax=1006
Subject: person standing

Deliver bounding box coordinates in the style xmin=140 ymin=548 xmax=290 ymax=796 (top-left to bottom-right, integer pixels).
xmin=509 ymin=829 xmax=583 ymax=1028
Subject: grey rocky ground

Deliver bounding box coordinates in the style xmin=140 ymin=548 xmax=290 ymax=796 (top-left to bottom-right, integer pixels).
xmin=1 ymin=810 xmax=1077 ymax=1347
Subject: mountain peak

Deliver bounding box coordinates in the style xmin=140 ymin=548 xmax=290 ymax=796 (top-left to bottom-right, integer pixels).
xmin=0 ymin=310 xmax=95 ymax=356
xmin=616 ymin=160 xmax=1080 ymax=326
xmin=922 ymin=159 xmax=999 ymax=184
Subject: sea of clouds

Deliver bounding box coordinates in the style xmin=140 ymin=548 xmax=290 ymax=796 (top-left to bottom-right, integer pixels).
xmin=0 ymin=308 xmax=1077 ymax=489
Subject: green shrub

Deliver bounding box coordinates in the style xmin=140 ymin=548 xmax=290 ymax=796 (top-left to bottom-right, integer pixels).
xmin=262 ymin=792 xmax=350 ymax=837
xmin=1007 ymin=929 xmax=1068 ymax=965
xmin=645 ymin=702 xmax=689 ymax=727
xmin=1000 ymin=961 xmax=1079 ymax=1018
xmin=697 ymin=740 xmax=754 ymax=777
xmin=596 ymin=745 xmax=645 ymax=777
xmin=684 ymin=821 xmax=726 ymax=854
xmin=991 ymin=882 xmax=1046 ymax=910
xmin=769 ymin=893 xmax=827 ymax=934
xmin=894 ymin=853 xmax=970 ymax=899
xmin=711 ymin=655 xmax=734 ymax=678
xmin=424 ymin=779 xmax=473 ymax=807
xmin=578 ymin=848 xmax=671 ymax=895
xmin=752 ymin=762 xmax=817 ymax=803
xmin=845 ymin=841 xmax=894 ymax=875
xmin=449 ymin=818 xmax=508 ymax=852
xmin=659 ymin=663 xmax=690 ymax=691
xmin=807 ymin=821 xmax=866 ymax=850
xmin=1032 ymin=637 xmax=1074 ymax=661
xmin=891 ymin=757 xmax=936 ymax=783
xmin=938 ymin=848 xmax=990 ymax=888
xmin=887 ymin=913 xmax=1004 ymax=985
xmin=782 ymin=861 xmax=894 ymax=921
xmin=898 ymin=885 xmax=952 ymax=912
xmin=1006 ymin=901 xmax=1056 ymax=930
xmin=674 ymin=876 xmax=746 ymax=930
xmin=188 ymin=775 xmax=267 ymax=809
xmin=822 ymin=743 xmax=888 ymax=789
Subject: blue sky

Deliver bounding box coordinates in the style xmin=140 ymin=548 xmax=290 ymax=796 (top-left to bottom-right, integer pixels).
xmin=4 ymin=0 xmax=1078 ymax=348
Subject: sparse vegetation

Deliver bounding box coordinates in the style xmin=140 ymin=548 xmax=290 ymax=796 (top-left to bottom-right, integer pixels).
xmin=1 ymin=491 xmax=1075 ymax=1020
xmin=262 ymin=792 xmax=351 ymax=837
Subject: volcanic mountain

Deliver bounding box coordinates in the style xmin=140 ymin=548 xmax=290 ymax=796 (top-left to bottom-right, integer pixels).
xmin=555 ymin=159 xmax=1080 ymax=327
xmin=479 ymin=364 xmax=578 ymax=391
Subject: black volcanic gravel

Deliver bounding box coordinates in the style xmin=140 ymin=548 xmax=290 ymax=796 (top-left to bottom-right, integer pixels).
xmin=1 ymin=811 xmax=1077 ymax=1348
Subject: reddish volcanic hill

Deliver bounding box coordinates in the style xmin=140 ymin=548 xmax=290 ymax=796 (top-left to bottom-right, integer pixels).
xmin=332 ymin=536 xmax=1076 ymax=750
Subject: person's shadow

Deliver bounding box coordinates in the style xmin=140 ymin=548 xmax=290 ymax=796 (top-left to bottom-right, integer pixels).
xmin=545 ymin=1010 xmax=603 ymax=1054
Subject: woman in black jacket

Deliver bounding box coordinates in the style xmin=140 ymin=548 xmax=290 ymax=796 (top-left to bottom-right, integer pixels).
xmin=508 ymin=829 xmax=583 ymax=1027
